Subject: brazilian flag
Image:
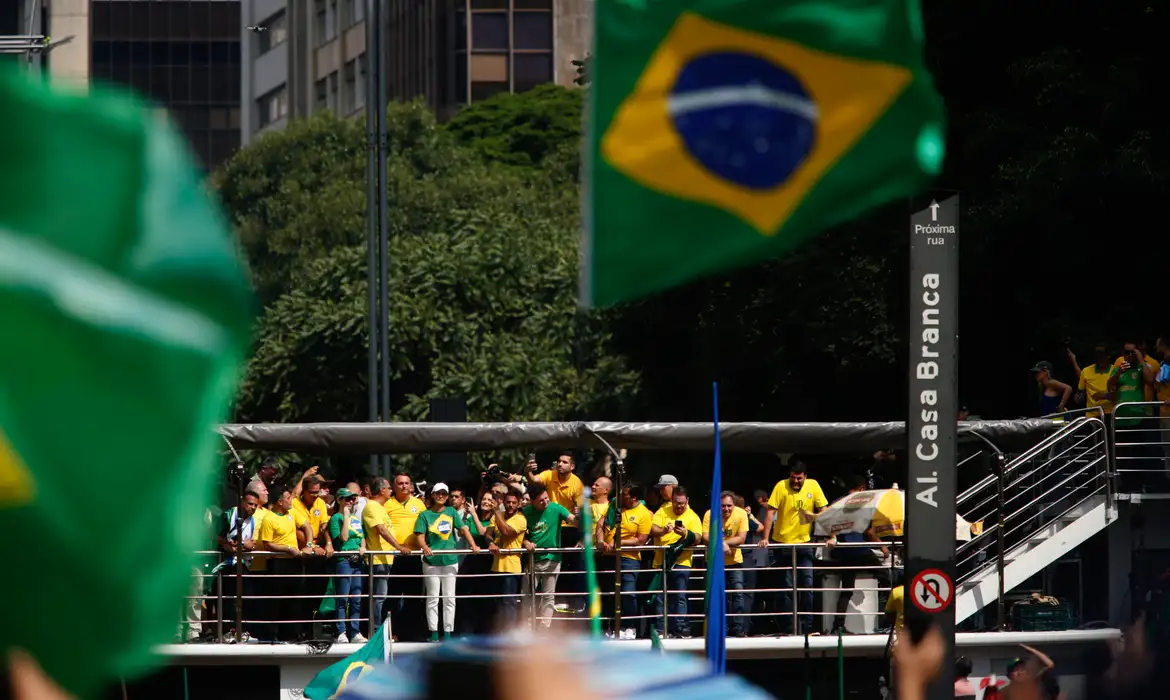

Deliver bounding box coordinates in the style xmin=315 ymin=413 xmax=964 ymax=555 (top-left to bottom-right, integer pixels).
xmin=582 ymin=1 xmax=945 ymax=307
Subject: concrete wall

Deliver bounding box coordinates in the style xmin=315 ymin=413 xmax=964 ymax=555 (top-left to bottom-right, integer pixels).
xmin=553 ymin=0 xmax=590 ymax=87
xmin=47 ymin=0 xmax=90 ymax=91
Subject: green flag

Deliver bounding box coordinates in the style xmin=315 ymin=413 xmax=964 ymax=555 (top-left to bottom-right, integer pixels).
xmin=305 ymin=623 xmax=391 ymax=700
xmin=0 ymin=67 xmax=252 ymax=698
xmin=582 ymin=1 xmax=945 ymax=307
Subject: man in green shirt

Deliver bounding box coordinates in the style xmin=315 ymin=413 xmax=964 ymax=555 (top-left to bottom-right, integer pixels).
xmin=521 ymin=483 xmax=576 ymax=630
xmin=414 ymin=483 xmax=478 ymax=641
xmin=1110 ymin=342 xmax=1158 ymax=487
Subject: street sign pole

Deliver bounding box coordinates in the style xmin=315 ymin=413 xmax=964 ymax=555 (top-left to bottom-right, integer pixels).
xmin=906 ymin=193 xmax=959 ymax=700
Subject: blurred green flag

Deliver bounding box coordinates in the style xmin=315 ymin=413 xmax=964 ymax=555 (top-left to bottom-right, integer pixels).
xmin=582 ymin=0 xmax=945 ymax=307
xmin=0 ymin=67 xmax=252 ymax=698
xmin=305 ymin=623 xmax=391 ymax=700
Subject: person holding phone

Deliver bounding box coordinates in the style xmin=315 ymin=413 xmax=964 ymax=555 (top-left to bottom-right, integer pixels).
xmin=649 ymin=486 xmax=702 ymax=638
xmin=1110 ymin=341 xmax=1158 ymax=486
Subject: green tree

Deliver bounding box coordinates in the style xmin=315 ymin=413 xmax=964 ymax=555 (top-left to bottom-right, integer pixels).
xmin=443 ymin=84 xmax=584 ymax=169
xmin=221 ymin=104 xmax=638 ymax=436
xmin=572 ymin=56 xmax=592 ymax=87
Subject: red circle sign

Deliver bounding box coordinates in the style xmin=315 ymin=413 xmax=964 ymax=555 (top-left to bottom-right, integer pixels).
xmin=910 ymin=568 xmax=952 ymax=613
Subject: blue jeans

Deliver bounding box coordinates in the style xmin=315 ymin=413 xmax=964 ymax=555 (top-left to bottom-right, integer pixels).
xmin=726 ymin=564 xmax=746 ymax=636
xmin=497 ymin=574 xmax=523 ymax=626
xmin=371 ymin=563 xmax=390 ymax=628
xmin=773 ymin=546 xmax=815 ymax=634
xmin=619 ymin=557 xmax=641 ymax=633
xmin=334 ymin=557 xmax=364 ymax=638
xmin=653 ymin=565 xmax=691 ymax=636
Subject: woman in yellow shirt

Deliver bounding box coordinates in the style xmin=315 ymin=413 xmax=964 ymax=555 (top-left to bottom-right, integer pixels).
xmin=488 ymin=492 xmax=528 ymax=626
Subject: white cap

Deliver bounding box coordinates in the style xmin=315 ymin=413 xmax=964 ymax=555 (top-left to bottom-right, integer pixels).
xmin=431 ymin=482 xmax=450 ymax=493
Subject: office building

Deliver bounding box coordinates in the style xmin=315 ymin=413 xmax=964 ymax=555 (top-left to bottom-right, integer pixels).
xmin=88 ymin=0 xmax=242 ymax=171
xmin=5 ymin=0 xmax=90 ymax=90
xmin=241 ymin=0 xmax=591 ymax=146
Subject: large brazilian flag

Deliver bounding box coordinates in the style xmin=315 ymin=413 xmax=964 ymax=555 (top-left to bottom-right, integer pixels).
xmin=582 ymin=1 xmax=945 ymax=307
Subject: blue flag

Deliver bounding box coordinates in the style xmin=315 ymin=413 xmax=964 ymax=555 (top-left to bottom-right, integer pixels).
xmin=705 ymin=382 xmax=727 ymax=674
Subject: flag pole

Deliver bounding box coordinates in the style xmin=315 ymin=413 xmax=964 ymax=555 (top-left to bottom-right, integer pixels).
xmin=582 ymin=486 xmax=602 ymax=637
xmin=705 ymin=382 xmax=727 ymax=674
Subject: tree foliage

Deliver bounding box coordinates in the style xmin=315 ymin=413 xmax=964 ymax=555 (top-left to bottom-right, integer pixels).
xmin=443 ymin=84 xmax=584 ymax=169
xmin=220 ymin=104 xmax=638 ymax=435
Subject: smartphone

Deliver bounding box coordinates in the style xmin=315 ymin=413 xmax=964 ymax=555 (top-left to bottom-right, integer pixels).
xmin=527 ymin=452 xmax=536 ymax=462
xmin=675 ymin=520 xmax=683 ymax=529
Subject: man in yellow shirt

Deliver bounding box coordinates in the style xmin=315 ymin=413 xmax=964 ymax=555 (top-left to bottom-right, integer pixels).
xmin=589 ymin=476 xmax=617 ymax=630
xmin=256 ymin=488 xmax=313 ymax=641
xmin=703 ymin=491 xmax=749 ymax=637
xmin=758 ymin=460 xmax=828 ymax=635
xmin=488 ymin=491 xmax=528 ymax=626
xmin=361 ymin=477 xmax=411 ymax=630
xmin=885 ymin=584 xmax=905 ymax=629
xmin=385 ymin=473 xmax=426 ymax=639
xmin=597 ymin=484 xmax=652 ymax=639
xmin=1068 ymin=346 xmax=1116 ymax=418
xmin=289 ymin=474 xmax=333 ymax=640
xmin=650 ymin=486 xmax=703 ymax=638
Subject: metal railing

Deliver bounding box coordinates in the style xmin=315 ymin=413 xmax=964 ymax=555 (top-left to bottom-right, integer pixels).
xmin=179 ymin=541 xmax=902 ymax=643
xmin=1112 ymin=401 xmax=1170 ymax=480
xmin=954 ymin=416 xmax=1110 ymax=625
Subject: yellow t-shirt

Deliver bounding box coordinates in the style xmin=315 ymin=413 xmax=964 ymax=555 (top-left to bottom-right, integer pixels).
xmin=886 ymin=585 xmax=905 ymax=628
xmin=253 ymin=507 xmax=269 ymax=529
xmin=291 ymin=497 xmax=330 ymax=542
xmin=491 ymin=512 xmax=528 ymax=573
xmin=386 ymin=496 xmax=425 ymax=549
xmin=362 ymin=499 xmax=395 ymax=566
xmin=1078 ymin=364 xmax=1115 ymax=416
xmin=535 ymin=470 xmax=584 ymax=527
xmin=591 ymin=502 xmax=612 ymax=543
xmin=617 ymin=503 xmax=653 ymax=561
xmin=651 ymin=506 xmax=703 ymax=568
xmin=702 ymin=507 xmax=749 ymax=565
xmin=767 ymin=478 xmax=829 ymax=544
xmin=254 ymin=510 xmax=297 ymax=572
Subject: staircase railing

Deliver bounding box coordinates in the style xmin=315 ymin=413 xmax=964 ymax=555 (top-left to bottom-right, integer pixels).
xmin=953 ymin=416 xmax=1111 ymax=622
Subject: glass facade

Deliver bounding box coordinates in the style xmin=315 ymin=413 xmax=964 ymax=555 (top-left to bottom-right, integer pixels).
xmin=90 ymin=0 xmax=242 ymax=172
xmin=453 ymin=0 xmax=554 ymax=104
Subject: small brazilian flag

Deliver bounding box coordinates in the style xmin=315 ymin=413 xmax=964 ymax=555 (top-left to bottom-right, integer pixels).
xmin=582 ymin=1 xmax=945 ymax=307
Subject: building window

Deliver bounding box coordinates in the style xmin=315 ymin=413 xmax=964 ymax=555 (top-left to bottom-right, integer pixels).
xmin=348 ymin=0 xmax=366 ymax=26
xmin=471 ymin=13 xmax=508 ymax=51
xmin=513 ymin=53 xmax=552 ymax=93
xmin=257 ymin=85 xmax=288 ymax=127
xmin=328 ymin=71 xmax=340 ymax=112
xmin=315 ymin=78 xmax=328 ymax=111
xmin=513 ymin=11 xmax=552 ymax=50
xmin=314 ymin=0 xmax=328 ymax=45
xmin=355 ymin=55 xmax=367 ymax=109
xmin=343 ymin=60 xmax=357 ymax=114
xmin=257 ymin=11 xmax=287 ymax=55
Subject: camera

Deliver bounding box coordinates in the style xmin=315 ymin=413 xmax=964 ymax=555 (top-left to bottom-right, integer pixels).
xmin=483 ymin=464 xmax=508 ymax=483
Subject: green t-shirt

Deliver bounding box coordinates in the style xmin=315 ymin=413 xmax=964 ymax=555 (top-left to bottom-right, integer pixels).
xmin=329 ymin=512 xmax=363 ymax=552
xmin=1113 ymin=366 xmax=1150 ymax=427
xmin=521 ymin=503 xmax=573 ymax=562
xmin=413 ymin=507 xmax=465 ymax=567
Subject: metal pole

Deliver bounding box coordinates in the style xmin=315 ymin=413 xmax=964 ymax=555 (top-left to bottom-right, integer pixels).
xmin=791 ymin=545 xmax=799 ymax=635
xmin=837 ymin=627 xmax=845 ymax=700
xmin=995 ymin=453 xmax=1007 ymax=629
xmin=215 ymin=564 xmax=224 ymax=641
xmin=367 ymin=554 xmax=376 ymax=637
xmin=613 ymin=457 xmax=625 ymax=633
xmin=528 ymin=549 xmax=537 ymax=632
xmin=661 ymin=552 xmax=669 ymax=637
xmin=364 ymin=0 xmax=380 ymax=477
xmin=375 ymin=0 xmax=392 ymax=475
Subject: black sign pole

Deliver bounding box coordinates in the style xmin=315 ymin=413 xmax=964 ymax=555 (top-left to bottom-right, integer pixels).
xmin=905 ymin=193 xmax=959 ymax=700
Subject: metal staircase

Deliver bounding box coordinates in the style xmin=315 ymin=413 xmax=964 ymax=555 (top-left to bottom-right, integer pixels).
xmin=954 ymin=417 xmax=1115 ymax=624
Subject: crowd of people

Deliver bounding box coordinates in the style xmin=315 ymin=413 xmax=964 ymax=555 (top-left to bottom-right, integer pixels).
xmin=189 ymin=454 xmax=904 ymax=644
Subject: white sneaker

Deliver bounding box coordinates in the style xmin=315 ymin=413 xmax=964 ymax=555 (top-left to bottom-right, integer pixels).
xmin=351 ymin=633 xmax=368 ymax=644
xmin=619 ymin=628 xmax=637 ymax=640
xmin=336 ymin=633 xmax=349 ymax=644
